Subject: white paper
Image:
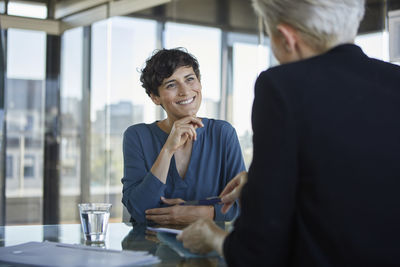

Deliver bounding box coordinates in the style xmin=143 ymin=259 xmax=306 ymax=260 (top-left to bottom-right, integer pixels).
xmin=147 ymin=226 xmax=183 ymax=235
xmin=0 ymin=241 xmax=160 ymax=266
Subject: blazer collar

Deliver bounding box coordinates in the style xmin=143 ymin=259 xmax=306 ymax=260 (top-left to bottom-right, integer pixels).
xmin=327 ymin=43 xmax=365 ymax=57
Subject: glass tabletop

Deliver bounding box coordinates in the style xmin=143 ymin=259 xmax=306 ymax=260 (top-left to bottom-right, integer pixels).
xmin=0 ymin=223 xmax=227 ymax=266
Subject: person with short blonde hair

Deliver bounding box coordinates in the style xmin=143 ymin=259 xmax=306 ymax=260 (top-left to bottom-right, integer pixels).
xmin=178 ymin=0 xmax=400 ymax=265
xmin=253 ymin=0 xmax=365 ymax=52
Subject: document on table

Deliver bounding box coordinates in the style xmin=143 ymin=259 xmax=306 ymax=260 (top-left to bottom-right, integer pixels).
xmin=0 ymin=241 xmax=160 ymax=267
xmin=147 ymin=226 xmax=183 ymax=235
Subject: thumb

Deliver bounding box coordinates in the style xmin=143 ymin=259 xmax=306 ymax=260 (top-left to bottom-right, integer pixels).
xmin=220 ymin=189 xmax=236 ymax=203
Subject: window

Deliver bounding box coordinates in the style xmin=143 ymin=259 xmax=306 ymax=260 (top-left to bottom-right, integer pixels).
xmin=228 ymin=33 xmax=270 ymax=168
xmin=6 ymin=28 xmax=46 ymax=224
xmin=23 ymin=155 xmax=35 ymax=178
xmin=6 ymin=155 xmax=13 ymax=178
xmin=0 ymin=1 xmax=5 ymax=13
xmin=24 ymin=115 xmax=34 ymax=132
xmin=355 ymin=32 xmax=389 ymax=61
xmin=59 ymin=27 xmax=83 ymax=222
xmin=7 ymin=0 xmax=47 ymax=19
xmin=165 ymin=22 xmax=222 ymax=118
xmin=91 ymin=17 xmax=158 ymax=220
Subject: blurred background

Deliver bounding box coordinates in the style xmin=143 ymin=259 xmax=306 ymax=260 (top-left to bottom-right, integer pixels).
xmin=0 ymin=0 xmax=399 ymax=225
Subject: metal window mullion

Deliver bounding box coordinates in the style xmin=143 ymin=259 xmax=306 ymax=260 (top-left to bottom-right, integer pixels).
xmin=220 ymin=31 xmax=233 ymax=123
xmin=43 ymin=34 xmax=61 ymax=225
xmin=0 ymin=28 xmax=7 ymax=227
xmin=219 ymin=31 xmax=228 ymax=121
xmin=156 ymin=20 xmax=165 ymax=120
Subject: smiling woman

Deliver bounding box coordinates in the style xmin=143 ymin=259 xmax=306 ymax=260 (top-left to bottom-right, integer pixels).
xmin=150 ymin=66 xmax=202 ymax=124
xmin=121 ymin=48 xmax=246 ymax=225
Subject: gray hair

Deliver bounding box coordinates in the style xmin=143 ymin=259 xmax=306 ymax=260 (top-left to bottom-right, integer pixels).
xmin=252 ymin=0 xmax=365 ymax=51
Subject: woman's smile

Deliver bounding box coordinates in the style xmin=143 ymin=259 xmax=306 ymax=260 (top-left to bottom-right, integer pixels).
xmin=176 ymin=96 xmax=195 ymax=105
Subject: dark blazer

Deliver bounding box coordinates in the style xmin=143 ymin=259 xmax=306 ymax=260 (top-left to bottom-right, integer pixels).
xmin=223 ymin=44 xmax=400 ymax=266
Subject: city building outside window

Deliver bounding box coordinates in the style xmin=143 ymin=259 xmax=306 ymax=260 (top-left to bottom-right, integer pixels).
xmin=90 ymin=17 xmax=158 ymax=221
xmin=5 ymin=28 xmax=46 ymax=224
xmin=164 ymin=22 xmax=222 ymax=119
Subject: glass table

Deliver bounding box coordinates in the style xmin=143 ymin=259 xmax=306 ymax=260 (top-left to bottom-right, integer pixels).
xmin=0 ymin=223 xmax=227 ymax=266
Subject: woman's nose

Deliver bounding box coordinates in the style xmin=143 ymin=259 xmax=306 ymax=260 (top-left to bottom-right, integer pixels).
xmin=178 ymin=83 xmax=190 ymax=96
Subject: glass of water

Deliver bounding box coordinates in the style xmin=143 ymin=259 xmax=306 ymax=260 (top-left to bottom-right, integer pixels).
xmin=78 ymin=203 xmax=112 ymax=242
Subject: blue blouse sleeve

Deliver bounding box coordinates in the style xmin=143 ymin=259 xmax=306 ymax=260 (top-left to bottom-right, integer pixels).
xmin=121 ymin=126 xmax=166 ymax=223
xmin=214 ymin=123 xmax=246 ymax=221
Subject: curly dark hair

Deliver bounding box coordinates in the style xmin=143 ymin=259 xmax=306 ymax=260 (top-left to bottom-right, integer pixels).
xmin=140 ymin=48 xmax=201 ymax=97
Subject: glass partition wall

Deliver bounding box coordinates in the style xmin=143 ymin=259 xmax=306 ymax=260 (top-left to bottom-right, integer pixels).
xmin=5 ymin=29 xmax=46 ymax=224
xmin=60 ymin=27 xmax=83 ymax=223
xmin=90 ymin=17 xmax=158 ymax=222
xmin=227 ymin=32 xmax=270 ymax=168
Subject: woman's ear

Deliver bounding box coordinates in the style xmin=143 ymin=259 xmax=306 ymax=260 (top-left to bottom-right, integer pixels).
xmin=276 ymin=24 xmax=299 ymax=53
xmin=150 ymin=93 xmax=161 ymax=105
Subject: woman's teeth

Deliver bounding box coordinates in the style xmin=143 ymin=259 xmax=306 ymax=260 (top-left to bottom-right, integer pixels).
xmin=177 ymin=97 xmax=194 ymax=105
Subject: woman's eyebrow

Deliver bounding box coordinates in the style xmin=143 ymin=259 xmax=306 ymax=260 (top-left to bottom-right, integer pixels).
xmin=184 ymin=73 xmax=195 ymax=78
xmin=163 ymin=73 xmax=195 ymax=85
xmin=163 ymin=79 xmax=176 ymax=86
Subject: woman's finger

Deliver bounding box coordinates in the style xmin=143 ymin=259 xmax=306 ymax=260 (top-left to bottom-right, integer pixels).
xmin=145 ymin=206 xmax=171 ymax=215
xmin=175 ymin=125 xmax=195 ymax=138
xmin=174 ymin=116 xmax=203 ymax=128
xmin=189 ymin=125 xmax=197 ymax=140
xmin=183 ymin=116 xmax=204 ymax=128
xmin=146 ymin=214 xmax=170 ymax=224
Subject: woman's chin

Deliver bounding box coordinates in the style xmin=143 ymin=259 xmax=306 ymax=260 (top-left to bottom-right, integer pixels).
xmin=183 ymin=108 xmax=199 ymax=117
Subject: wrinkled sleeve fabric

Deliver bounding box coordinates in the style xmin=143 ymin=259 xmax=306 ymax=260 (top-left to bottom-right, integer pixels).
xmin=223 ymin=70 xmax=298 ymax=265
xmin=214 ymin=124 xmax=246 ymax=221
xmin=121 ymin=126 xmax=166 ymax=223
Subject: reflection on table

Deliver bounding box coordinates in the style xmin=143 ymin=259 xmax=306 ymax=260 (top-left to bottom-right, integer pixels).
xmin=0 ymin=222 xmax=227 ymax=266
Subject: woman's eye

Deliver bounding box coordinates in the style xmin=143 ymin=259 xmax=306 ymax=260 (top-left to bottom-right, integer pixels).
xmin=166 ymin=83 xmax=175 ymax=89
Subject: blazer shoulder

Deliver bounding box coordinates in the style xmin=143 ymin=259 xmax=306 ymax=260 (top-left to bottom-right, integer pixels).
xmin=258 ymin=61 xmax=309 ymax=83
xmin=369 ymin=57 xmax=400 ymax=72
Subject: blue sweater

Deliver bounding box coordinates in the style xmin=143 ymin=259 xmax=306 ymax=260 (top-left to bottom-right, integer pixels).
xmin=121 ymin=118 xmax=245 ymax=223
